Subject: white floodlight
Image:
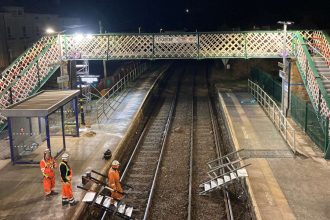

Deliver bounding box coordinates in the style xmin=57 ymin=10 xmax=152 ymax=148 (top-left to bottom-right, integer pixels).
xmin=74 ymin=33 xmax=84 ymax=41
xmin=45 ymin=28 xmax=55 ymax=34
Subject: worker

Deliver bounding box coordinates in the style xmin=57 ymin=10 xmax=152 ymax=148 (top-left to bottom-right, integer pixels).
xmin=108 ymin=160 xmax=124 ymax=201
xmin=40 ymin=148 xmax=57 ymax=198
xmin=59 ymin=153 xmax=77 ymax=206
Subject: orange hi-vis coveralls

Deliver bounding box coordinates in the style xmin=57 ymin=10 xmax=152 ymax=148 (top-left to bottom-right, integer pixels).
xmin=108 ymin=167 xmax=124 ymax=200
xmin=59 ymin=161 xmax=75 ymax=203
xmin=40 ymin=157 xmax=57 ymax=195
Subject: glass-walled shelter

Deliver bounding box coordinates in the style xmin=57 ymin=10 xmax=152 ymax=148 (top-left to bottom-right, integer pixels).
xmin=0 ymin=90 xmax=80 ymax=164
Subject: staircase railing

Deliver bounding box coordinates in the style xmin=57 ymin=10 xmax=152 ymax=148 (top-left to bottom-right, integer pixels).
xmin=310 ymin=32 xmax=330 ymax=66
xmin=293 ymin=31 xmax=330 ymax=157
xmin=306 ymin=43 xmax=330 ymax=82
xmin=0 ymin=36 xmax=61 ymax=131
xmin=96 ymin=63 xmax=148 ymax=123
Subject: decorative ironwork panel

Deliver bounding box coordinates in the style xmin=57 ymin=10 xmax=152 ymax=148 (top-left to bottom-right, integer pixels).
xmin=62 ymin=35 xmax=108 ymax=60
xmin=245 ymin=32 xmax=293 ymax=58
xmin=199 ymin=33 xmax=245 ymax=58
xmin=0 ymin=37 xmax=60 ymax=126
xmin=108 ymin=35 xmax=153 ymax=59
xmin=0 ymin=36 xmax=54 ymax=98
xmin=154 ymin=34 xmax=198 ymax=58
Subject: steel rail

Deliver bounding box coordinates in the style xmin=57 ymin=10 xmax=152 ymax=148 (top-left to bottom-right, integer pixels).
xmin=187 ymin=71 xmax=195 ymax=220
xmin=206 ymin=67 xmax=234 ymax=220
xmin=142 ymin=76 xmax=180 ymax=220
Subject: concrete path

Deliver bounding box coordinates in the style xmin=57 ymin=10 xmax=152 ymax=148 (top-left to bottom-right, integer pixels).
xmin=219 ymin=91 xmax=330 ymax=220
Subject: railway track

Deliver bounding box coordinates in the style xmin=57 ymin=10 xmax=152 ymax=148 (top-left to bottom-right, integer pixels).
xmin=120 ymin=67 xmax=182 ymax=220
xmin=120 ymin=63 xmax=242 ymax=220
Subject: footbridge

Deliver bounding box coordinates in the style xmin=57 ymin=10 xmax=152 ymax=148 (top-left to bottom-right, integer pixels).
xmin=0 ymin=30 xmax=330 ymax=135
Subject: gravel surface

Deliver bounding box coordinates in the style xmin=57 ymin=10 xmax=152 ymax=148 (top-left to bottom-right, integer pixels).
xmin=148 ymin=67 xmax=192 ymax=219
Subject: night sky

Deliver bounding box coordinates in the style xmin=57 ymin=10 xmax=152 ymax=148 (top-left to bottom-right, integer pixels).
xmin=1 ymin=0 xmax=330 ymax=33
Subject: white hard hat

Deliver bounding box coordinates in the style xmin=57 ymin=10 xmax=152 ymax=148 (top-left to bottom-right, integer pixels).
xmin=112 ymin=160 xmax=120 ymax=166
xmin=62 ymin=153 xmax=69 ymax=160
xmin=44 ymin=148 xmax=50 ymax=153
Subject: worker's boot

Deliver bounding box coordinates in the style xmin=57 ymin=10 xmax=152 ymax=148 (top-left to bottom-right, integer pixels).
xmin=69 ymin=201 xmax=78 ymax=206
xmin=69 ymin=198 xmax=78 ymax=206
xmin=62 ymin=199 xmax=69 ymax=206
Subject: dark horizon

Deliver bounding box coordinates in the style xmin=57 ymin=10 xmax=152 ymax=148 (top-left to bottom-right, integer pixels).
xmin=0 ymin=0 xmax=329 ymax=33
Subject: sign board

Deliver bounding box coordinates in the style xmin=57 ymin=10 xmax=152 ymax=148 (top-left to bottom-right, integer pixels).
xmin=57 ymin=75 xmax=69 ymax=83
xmin=155 ymin=35 xmax=197 ymax=44
xmin=279 ymin=70 xmax=287 ymax=79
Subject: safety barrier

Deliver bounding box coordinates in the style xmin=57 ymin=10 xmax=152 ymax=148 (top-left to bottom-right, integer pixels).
xmin=96 ymin=63 xmax=148 ymax=122
xmin=248 ymin=80 xmax=296 ymax=153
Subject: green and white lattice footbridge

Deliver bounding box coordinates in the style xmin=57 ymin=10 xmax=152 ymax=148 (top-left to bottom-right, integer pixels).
xmin=0 ymin=30 xmax=329 ymax=133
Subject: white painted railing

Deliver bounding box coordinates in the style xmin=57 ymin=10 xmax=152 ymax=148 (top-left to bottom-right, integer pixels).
xmin=248 ymin=80 xmax=296 ymax=153
xmin=96 ymin=63 xmax=148 ymax=122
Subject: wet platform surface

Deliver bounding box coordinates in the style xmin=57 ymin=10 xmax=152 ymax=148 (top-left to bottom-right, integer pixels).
xmin=0 ymin=67 xmax=163 ymax=220
xmin=219 ymin=92 xmax=330 ymax=220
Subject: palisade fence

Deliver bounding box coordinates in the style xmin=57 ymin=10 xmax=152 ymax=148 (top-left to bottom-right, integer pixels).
xmin=250 ymin=68 xmax=330 ymax=154
xmin=291 ymin=94 xmax=329 ymax=151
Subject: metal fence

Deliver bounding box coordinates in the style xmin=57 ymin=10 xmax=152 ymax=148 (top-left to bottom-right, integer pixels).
xmin=248 ymin=80 xmax=296 ymax=153
xmin=291 ymin=94 xmax=329 ymax=151
xmin=250 ymin=67 xmax=282 ymax=103
xmin=96 ymin=63 xmax=148 ymax=123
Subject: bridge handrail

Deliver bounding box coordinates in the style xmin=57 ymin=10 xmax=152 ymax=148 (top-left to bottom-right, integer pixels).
xmin=0 ymin=39 xmax=57 ymax=100
xmin=0 ymin=36 xmax=56 ymax=95
xmin=306 ymin=42 xmax=330 ymax=83
xmin=248 ymin=80 xmax=296 ymax=153
xmin=293 ymin=31 xmax=330 ymax=121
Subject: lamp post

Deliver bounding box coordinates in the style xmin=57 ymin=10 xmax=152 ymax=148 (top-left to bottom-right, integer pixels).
xmin=277 ymin=21 xmax=294 ymax=116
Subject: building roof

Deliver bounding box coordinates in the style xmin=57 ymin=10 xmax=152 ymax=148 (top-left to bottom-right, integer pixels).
xmin=0 ymin=90 xmax=80 ymax=117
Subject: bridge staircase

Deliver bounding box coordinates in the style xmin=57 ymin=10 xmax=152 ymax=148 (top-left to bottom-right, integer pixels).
xmin=293 ymin=31 xmax=330 ymax=158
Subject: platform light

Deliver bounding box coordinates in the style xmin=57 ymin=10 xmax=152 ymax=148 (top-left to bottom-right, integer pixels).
xmin=45 ymin=28 xmax=55 ymax=34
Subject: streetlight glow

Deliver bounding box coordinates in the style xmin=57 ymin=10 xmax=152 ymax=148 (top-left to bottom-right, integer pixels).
xmin=86 ymin=34 xmax=93 ymax=39
xmin=74 ymin=33 xmax=84 ymax=41
xmin=45 ymin=28 xmax=55 ymax=34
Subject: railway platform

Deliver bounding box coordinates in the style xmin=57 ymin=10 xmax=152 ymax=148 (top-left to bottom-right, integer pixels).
xmin=0 ymin=66 xmax=166 ymax=220
xmin=219 ymin=91 xmax=330 ymax=220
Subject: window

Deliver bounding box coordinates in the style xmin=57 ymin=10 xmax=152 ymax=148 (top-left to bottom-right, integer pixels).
xmin=22 ymin=26 xmax=27 ymax=38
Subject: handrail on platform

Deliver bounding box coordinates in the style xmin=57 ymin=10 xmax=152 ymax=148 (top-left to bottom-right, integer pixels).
xmin=248 ymin=80 xmax=296 ymax=154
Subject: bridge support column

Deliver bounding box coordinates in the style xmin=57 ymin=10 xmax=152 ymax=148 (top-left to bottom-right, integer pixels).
xmin=281 ymin=62 xmax=290 ymax=117
xmin=59 ymin=61 xmax=69 ymax=89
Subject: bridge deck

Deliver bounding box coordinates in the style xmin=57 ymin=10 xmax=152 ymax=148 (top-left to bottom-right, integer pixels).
xmin=219 ymin=91 xmax=330 ymax=220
